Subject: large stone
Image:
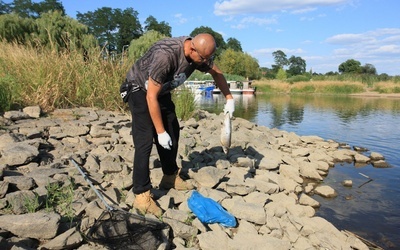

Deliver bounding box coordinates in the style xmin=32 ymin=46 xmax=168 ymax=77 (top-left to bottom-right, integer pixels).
xmin=0 ymin=212 xmax=60 ymax=239
xmin=314 ymin=185 xmax=337 ymax=198
xmin=0 ymin=142 xmax=39 ymax=166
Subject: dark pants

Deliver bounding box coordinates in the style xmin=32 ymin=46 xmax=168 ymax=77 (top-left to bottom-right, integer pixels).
xmin=127 ymin=90 xmax=179 ymax=194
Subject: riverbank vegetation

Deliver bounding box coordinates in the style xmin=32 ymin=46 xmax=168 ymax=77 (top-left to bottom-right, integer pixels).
xmin=253 ymin=77 xmax=400 ymax=95
xmin=1 ymin=1 xmax=399 ymax=117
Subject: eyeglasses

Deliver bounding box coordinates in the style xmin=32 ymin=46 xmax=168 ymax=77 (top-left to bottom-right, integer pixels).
xmin=191 ymin=41 xmax=209 ymax=62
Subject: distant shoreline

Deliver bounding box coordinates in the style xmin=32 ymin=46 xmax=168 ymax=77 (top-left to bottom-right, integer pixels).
xmin=349 ymin=91 xmax=400 ymax=98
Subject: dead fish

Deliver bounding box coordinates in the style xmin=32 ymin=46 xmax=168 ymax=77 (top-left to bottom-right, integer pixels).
xmin=220 ymin=112 xmax=231 ymax=154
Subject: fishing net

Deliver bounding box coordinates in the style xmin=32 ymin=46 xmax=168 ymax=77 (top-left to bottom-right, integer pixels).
xmin=86 ymin=209 xmax=170 ymax=250
xmin=69 ymin=158 xmax=170 ymax=250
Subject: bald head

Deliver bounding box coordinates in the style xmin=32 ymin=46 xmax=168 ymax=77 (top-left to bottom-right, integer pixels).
xmin=192 ymin=33 xmax=216 ymax=58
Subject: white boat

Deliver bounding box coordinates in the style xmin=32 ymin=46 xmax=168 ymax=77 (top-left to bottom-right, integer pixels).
xmin=213 ymin=81 xmax=255 ymax=95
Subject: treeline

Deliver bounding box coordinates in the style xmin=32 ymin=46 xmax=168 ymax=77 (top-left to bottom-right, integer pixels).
xmin=2 ymin=0 xmax=397 ymax=81
xmin=0 ymin=0 xmax=261 ymax=80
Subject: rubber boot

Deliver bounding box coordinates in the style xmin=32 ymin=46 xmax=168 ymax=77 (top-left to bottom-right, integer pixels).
xmin=159 ymin=171 xmax=194 ymax=190
xmin=133 ymin=190 xmax=162 ymax=217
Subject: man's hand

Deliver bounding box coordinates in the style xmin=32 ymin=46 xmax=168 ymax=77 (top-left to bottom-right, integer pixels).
xmin=224 ymin=99 xmax=235 ymax=118
xmin=157 ymin=131 xmax=172 ymax=150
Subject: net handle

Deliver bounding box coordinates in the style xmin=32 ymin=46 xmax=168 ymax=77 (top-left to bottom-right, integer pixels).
xmin=70 ymin=157 xmax=114 ymax=211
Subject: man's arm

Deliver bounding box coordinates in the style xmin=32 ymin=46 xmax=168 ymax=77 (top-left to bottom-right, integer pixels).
xmin=208 ymin=64 xmax=233 ymax=100
xmin=146 ymin=77 xmax=165 ymax=133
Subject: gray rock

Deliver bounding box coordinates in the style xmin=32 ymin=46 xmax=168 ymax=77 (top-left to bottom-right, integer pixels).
xmin=0 ymin=212 xmax=60 ymax=239
xmin=197 ymin=229 xmax=231 ymax=250
xmin=189 ymin=166 xmax=229 ymax=188
xmin=314 ymin=185 xmax=338 ymax=198
xmin=370 ymin=152 xmax=384 ymax=160
xmin=162 ymin=217 xmax=197 ymax=240
xmin=3 ymin=176 xmax=35 ymax=191
xmin=0 ymin=108 xmax=371 ymax=250
xmin=299 ymin=193 xmax=320 ymax=208
xmin=0 ymin=142 xmax=39 ymax=166
xmin=39 ymin=227 xmax=82 ymax=250
xmin=3 ymin=111 xmax=30 ymax=121
xmin=372 ymin=160 xmax=389 ymax=168
xmin=222 ymin=197 xmax=266 ymax=225
xmin=354 ymin=153 xmax=370 ymax=163
xmin=5 ymin=190 xmax=37 ymax=214
xmin=23 ymin=106 xmax=41 ymax=118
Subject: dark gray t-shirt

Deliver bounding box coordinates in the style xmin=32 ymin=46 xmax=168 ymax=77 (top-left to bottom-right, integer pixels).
xmin=126 ymin=36 xmax=213 ymax=96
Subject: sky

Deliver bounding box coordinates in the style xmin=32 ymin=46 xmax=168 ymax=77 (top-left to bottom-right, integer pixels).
xmin=24 ymin=0 xmax=400 ymax=75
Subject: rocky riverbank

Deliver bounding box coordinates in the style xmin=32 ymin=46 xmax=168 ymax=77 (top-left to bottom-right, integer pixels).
xmin=0 ymin=106 xmax=387 ymax=249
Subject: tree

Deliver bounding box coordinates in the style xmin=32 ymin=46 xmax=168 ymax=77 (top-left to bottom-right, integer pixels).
xmin=226 ymin=37 xmax=242 ymax=52
xmin=338 ymin=59 xmax=361 ymax=74
xmin=0 ymin=1 xmax=12 ymax=14
xmin=32 ymin=11 xmax=96 ymax=51
xmin=144 ymin=15 xmax=171 ymax=37
xmin=287 ymin=56 xmax=306 ymax=76
xmin=0 ymin=13 xmax=34 ymax=44
xmin=242 ymin=52 xmax=260 ymax=79
xmin=276 ymin=68 xmax=287 ymax=80
xmin=216 ymin=48 xmax=259 ymax=79
xmin=8 ymin=0 xmax=65 ymax=18
xmin=361 ymin=63 xmax=377 ymax=75
xmin=77 ymin=7 xmax=142 ymax=52
xmin=115 ymin=8 xmax=142 ymax=50
xmin=378 ymin=73 xmax=390 ymax=81
xmin=33 ymin=0 xmax=65 ymax=17
xmin=272 ymin=50 xmax=288 ymax=71
xmin=127 ymin=30 xmax=167 ymax=63
xmin=190 ymin=26 xmax=226 ymax=58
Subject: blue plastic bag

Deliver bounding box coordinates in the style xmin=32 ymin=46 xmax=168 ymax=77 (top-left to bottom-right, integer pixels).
xmin=187 ymin=191 xmax=237 ymax=227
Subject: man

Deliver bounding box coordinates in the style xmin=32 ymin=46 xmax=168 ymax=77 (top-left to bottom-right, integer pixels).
xmin=121 ymin=33 xmax=234 ymax=217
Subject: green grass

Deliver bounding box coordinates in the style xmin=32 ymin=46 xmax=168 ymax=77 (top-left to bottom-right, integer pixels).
xmin=290 ymin=85 xmax=316 ymax=93
xmin=23 ymin=193 xmax=41 ymax=213
xmin=45 ymin=180 xmax=75 ymax=222
xmin=253 ymin=83 xmax=275 ymax=93
xmin=172 ymin=87 xmax=196 ymax=120
xmin=322 ymin=84 xmax=364 ymax=94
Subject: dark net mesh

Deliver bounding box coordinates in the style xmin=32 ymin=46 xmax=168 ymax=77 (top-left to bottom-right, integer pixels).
xmin=86 ymin=209 xmax=170 ymax=250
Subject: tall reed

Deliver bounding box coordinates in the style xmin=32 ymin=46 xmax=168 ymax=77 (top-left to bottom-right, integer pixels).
xmin=172 ymin=87 xmax=196 ymax=120
xmin=0 ymin=41 xmax=128 ymax=112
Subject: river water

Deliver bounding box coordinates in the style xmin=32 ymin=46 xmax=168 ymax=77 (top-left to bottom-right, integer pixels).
xmin=196 ymin=93 xmax=400 ymax=249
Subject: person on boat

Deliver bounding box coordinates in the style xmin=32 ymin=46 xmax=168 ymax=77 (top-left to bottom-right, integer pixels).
xmin=120 ymin=33 xmax=234 ymax=216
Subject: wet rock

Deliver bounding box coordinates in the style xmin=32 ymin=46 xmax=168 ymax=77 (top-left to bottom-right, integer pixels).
xmin=372 ymin=160 xmax=389 ymax=168
xmin=370 ymin=152 xmax=384 ymax=160
xmin=314 ymin=185 xmax=338 ymax=198
xmin=342 ymin=180 xmax=353 ymax=187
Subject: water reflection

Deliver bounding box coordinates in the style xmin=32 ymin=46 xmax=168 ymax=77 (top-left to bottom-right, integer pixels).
xmin=196 ymin=93 xmax=400 ymax=248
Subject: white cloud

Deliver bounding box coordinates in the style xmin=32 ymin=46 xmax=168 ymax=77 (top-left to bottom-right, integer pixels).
xmin=374 ymin=45 xmax=400 ymax=54
xmin=173 ymin=13 xmax=188 ymax=24
xmin=230 ymin=15 xmax=277 ymax=29
xmin=291 ymin=7 xmax=317 ymax=14
xmin=214 ymin=0 xmax=349 ymax=16
xmin=326 ymin=28 xmax=400 ymax=57
xmin=326 ymin=33 xmax=370 ymax=44
xmin=251 ymin=47 xmax=305 ymax=58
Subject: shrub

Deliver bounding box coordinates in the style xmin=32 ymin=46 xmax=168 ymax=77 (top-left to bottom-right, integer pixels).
xmin=287 ymin=75 xmax=311 ymax=84
xmin=172 ymin=87 xmax=196 ymax=121
xmin=323 ymin=84 xmax=363 ymax=94
xmin=290 ymin=85 xmax=315 ymax=93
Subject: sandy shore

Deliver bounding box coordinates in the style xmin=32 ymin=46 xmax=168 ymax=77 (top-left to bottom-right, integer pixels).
xmin=349 ymin=91 xmax=400 ymax=98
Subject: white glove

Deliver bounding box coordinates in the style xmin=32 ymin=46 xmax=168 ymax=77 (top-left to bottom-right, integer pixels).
xmin=157 ymin=131 xmax=172 ymax=150
xmin=224 ymin=99 xmax=235 ymax=118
